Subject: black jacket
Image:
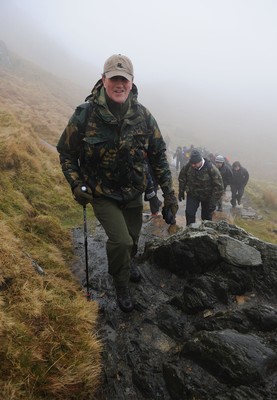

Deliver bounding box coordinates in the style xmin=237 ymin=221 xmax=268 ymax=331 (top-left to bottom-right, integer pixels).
xmin=231 ymin=166 xmax=249 ymax=187
xmin=218 ymin=163 xmax=233 ymax=189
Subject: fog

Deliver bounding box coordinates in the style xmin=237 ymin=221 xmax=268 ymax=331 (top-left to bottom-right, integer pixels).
xmin=1 ymin=0 xmax=277 ymax=180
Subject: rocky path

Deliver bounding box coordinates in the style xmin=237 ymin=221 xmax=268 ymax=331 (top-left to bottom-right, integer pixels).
xmin=70 ymin=193 xmax=272 ymax=400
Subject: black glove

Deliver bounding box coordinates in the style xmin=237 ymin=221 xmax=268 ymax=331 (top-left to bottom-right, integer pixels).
xmin=208 ymin=203 xmax=216 ymax=213
xmin=72 ymin=184 xmax=93 ymax=206
xmin=162 ymin=207 xmax=176 ymax=224
xmin=178 ymin=191 xmax=185 ymax=202
xmin=162 ymin=191 xmax=179 ymax=225
xmin=178 ymin=183 xmax=185 ymax=202
xmin=144 ymin=185 xmax=156 ymax=201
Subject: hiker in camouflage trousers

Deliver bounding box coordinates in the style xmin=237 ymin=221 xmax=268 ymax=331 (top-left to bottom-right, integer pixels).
xmin=178 ymin=149 xmax=224 ymax=225
xmin=57 ymin=54 xmax=178 ymax=312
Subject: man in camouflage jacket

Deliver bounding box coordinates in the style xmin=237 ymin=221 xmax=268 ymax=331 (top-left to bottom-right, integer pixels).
xmin=57 ymin=54 xmax=178 ymax=312
xmin=178 ymin=149 xmax=223 ymax=225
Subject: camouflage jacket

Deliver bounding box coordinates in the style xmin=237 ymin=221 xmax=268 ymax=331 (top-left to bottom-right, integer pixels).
xmin=178 ymin=159 xmax=224 ymax=204
xmin=57 ymin=80 xmax=173 ymax=203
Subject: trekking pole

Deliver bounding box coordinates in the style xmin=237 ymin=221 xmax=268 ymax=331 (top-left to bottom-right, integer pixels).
xmin=83 ymin=204 xmax=90 ymax=300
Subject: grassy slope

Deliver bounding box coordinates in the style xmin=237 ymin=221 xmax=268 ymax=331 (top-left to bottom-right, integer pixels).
xmin=235 ymin=180 xmax=277 ymax=244
xmin=0 ymin=58 xmax=101 ymax=400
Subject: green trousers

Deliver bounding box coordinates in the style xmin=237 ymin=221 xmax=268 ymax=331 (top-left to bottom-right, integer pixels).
xmin=92 ymin=195 xmax=143 ymax=287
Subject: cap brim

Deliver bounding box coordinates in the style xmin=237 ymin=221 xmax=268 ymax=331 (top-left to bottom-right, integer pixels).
xmin=105 ymin=70 xmax=133 ymax=81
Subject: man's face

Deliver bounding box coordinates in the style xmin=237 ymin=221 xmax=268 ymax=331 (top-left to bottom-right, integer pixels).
xmin=215 ymin=162 xmax=223 ymax=169
xmin=102 ymin=75 xmax=132 ymax=104
xmin=191 ymin=161 xmax=202 ymax=170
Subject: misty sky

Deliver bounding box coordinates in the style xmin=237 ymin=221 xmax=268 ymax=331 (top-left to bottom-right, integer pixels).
xmin=1 ymin=0 xmax=277 ymax=175
xmin=2 ymin=0 xmax=277 ymax=86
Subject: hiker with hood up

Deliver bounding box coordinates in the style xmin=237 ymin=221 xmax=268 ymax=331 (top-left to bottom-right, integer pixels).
xmin=57 ymin=54 xmax=178 ymax=313
xmin=178 ymin=149 xmax=224 ymax=225
xmin=230 ymin=161 xmax=249 ymax=207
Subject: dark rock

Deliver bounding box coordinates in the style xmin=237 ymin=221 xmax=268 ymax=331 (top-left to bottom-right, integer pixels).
xmin=218 ymin=235 xmax=262 ymax=266
xmin=144 ymin=231 xmax=221 ymax=277
xmin=72 ymin=219 xmax=277 ymax=399
xmin=182 ymin=328 xmax=277 ymax=385
xmin=156 ymin=304 xmax=187 ymax=340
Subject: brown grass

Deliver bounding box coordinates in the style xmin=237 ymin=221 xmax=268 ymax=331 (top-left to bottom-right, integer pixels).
xmin=0 ymin=111 xmax=102 ymax=399
xmin=262 ymin=189 xmax=277 ymax=209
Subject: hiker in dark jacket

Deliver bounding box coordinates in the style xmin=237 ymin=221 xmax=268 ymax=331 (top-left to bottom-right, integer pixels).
xmin=214 ymin=154 xmax=233 ymax=211
xmin=57 ymin=54 xmax=178 ymax=313
xmin=230 ymin=161 xmax=249 ymax=207
xmin=178 ymin=149 xmax=224 ymax=225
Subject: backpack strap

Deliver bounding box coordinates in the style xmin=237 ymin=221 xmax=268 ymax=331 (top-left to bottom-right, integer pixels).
xmin=71 ymin=102 xmax=94 ymax=170
xmin=70 ymin=102 xmax=93 ymax=134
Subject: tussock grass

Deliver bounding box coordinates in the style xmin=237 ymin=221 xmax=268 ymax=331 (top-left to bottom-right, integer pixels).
xmin=262 ymin=188 xmax=277 ymax=209
xmin=234 ymin=179 xmax=277 ymax=244
xmin=0 ymin=115 xmax=102 ymax=399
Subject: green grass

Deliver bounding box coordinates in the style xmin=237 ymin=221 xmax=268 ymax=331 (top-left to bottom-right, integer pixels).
xmin=234 ymin=179 xmax=277 ymax=244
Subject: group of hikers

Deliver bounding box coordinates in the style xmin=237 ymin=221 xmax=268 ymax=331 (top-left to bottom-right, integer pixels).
xmin=176 ymin=147 xmax=249 ymax=225
xmin=173 ymin=144 xmax=195 ymax=171
xmin=57 ymin=53 xmax=249 ymax=312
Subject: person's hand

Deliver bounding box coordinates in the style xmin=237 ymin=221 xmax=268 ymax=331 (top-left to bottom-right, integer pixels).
xmin=73 ymin=184 xmax=93 ymax=206
xmin=162 ymin=207 xmax=176 ymax=224
xmin=144 ymin=184 xmax=156 ymax=201
xmin=162 ymin=191 xmax=179 ymax=224
xmin=178 ymin=191 xmax=185 ymax=202
xmin=208 ymin=203 xmax=216 ymax=213
xmin=178 ymin=183 xmax=185 ymax=202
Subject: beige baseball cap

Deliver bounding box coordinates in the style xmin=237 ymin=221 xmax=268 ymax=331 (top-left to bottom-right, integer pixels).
xmin=103 ymin=54 xmax=134 ymax=81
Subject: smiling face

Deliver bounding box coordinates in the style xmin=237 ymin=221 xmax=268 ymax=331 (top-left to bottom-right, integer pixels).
xmin=102 ymin=75 xmax=133 ymax=104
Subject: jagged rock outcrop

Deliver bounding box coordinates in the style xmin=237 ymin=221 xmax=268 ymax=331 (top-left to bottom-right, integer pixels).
xmin=72 ymin=218 xmax=277 ymax=399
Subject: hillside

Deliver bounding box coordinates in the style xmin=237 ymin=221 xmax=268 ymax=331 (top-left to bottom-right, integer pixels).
xmin=0 ymin=46 xmax=102 ymax=399
xmin=0 ymin=42 xmax=87 ymax=145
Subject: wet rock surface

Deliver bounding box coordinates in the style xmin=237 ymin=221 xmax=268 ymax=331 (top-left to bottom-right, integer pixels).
xmin=72 ymin=208 xmax=277 ymax=399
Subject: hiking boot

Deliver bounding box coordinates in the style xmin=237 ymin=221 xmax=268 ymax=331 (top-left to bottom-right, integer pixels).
xmin=130 ymin=264 xmax=142 ymax=283
xmin=116 ymin=286 xmax=134 ymax=313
